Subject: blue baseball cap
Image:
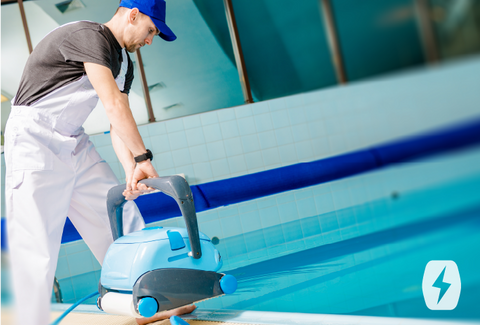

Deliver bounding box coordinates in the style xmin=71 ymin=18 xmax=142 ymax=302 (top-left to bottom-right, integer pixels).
xmin=119 ymin=0 xmax=176 ymax=41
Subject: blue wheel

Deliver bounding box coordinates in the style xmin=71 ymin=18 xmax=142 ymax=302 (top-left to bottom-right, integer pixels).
xmin=220 ymin=274 xmax=237 ymax=294
xmin=137 ymin=297 xmax=158 ymax=317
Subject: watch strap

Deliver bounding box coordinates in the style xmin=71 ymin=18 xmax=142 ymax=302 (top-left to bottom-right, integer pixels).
xmin=134 ymin=149 xmax=153 ymax=163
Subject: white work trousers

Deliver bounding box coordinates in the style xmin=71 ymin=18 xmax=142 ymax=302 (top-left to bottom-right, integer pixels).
xmin=4 ymin=108 xmax=145 ymax=325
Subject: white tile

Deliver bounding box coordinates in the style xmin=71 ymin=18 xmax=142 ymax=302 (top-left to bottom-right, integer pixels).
xmin=262 ymin=148 xmax=281 ymax=168
xmin=312 ymin=137 xmax=331 ymax=158
xmin=207 ymin=141 xmax=226 ymax=160
xmin=197 ymin=210 xmax=219 ymax=223
xmin=66 ymin=250 xmax=95 ymax=277
xmin=150 ymin=134 xmax=170 ymax=153
xmin=245 ymin=151 xmax=264 ymax=170
xmin=200 ymin=111 xmax=219 ymax=126
xmin=224 ymin=137 xmax=244 ymax=157
xmin=234 ymin=105 xmax=253 ymax=118
xmin=239 ymin=210 xmax=262 ymax=233
xmin=254 ymin=113 xmax=274 ymax=132
xmin=241 ymin=134 xmax=261 ymax=153
xmin=137 ymin=124 xmax=150 ymax=138
xmin=210 ymin=158 xmax=230 ymax=177
xmin=175 ymin=165 xmax=195 ymax=182
xmin=185 ymin=127 xmax=205 ymax=147
xmin=148 ymin=122 xmax=167 ymax=136
xmin=220 ymin=215 xmax=243 ymax=238
xmin=268 ymin=97 xmax=286 ymax=111
xmin=199 ymin=219 xmax=224 ymax=239
xmin=278 ymin=144 xmax=298 ymax=164
xmin=259 ymin=206 xmax=280 ymax=228
xmin=154 ymin=152 xmax=174 ymax=169
xmin=271 ymin=109 xmax=290 ymax=129
xmin=55 ymin=256 xmax=71 ymax=280
xmin=237 ymin=116 xmax=257 ymax=136
xmin=220 ymin=120 xmax=240 ymax=139
xmin=227 ymin=155 xmax=247 ymax=174
xmin=217 ymin=108 xmax=236 ymax=122
xmin=291 ymin=124 xmax=311 ymax=142
xmin=284 ymin=93 xmax=304 ymax=108
xmin=183 ymin=115 xmax=202 ymax=129
xmin=193 ymin=162 xmax=213 ymax=182
xmin=287 ymin=107 xmax=307 ymax=125
xmin=258 ymin=131 xmax=277 ymax=149
xmin=275 ymin=127 xmax=294 ymax=146
xmin=189 ymin=144 xmax=209 ymax=163
xmin=251 ymin=101 xmax=270 ymax=114
xmin=296 ymin=140 xmax=314 ymax=162
xmin=165 ymin=118 xmax=184 ymax=133
xmin=203 ymin=124 xmax=223 ymax=142
xmin=168 ymin=131 xmax=188 ymax=150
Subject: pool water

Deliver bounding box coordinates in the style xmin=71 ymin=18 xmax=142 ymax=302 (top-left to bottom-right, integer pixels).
xmin=197 ymin=183 xmax=480 ymax=321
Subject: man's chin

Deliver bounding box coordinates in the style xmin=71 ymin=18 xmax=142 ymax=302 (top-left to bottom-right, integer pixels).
xmin=126 ymin=45 xmax=137 ymax=53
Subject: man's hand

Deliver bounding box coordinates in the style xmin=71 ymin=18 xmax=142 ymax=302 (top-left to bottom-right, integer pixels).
xmin=122 ymin=183 xmax=152 ymax=201
xmin=122 ymin=160 xmax=159 ymax=200
xmin=130 ymin=160 xmax=159 ymax=190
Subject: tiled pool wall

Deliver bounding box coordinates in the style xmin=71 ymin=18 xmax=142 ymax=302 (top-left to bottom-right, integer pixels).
xmin=2 ymin=56 xmax=480 ymax=305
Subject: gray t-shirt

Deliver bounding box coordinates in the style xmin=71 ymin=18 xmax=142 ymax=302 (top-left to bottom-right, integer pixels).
xmin=14 ymin=21 xmax=134 ymax=106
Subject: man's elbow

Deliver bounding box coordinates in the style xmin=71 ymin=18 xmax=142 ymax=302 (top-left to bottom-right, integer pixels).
xmin=102 ymin=97 xmax=125 ymax=115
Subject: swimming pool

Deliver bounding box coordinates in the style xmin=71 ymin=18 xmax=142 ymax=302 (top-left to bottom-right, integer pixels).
xmin=47 ymin=146 xmax=480 ymax=323
xmin=185 ymin=146 xmax=480 ymax=322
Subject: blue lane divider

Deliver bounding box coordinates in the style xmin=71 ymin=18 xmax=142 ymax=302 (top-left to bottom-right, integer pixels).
xmin=1 ymin=218 xmax=7 ymax=251
xmin=48 ymin=117 xmax=480 ymax=243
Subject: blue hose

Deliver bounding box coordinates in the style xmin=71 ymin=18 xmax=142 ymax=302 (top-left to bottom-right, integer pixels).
xmin=50 ymin=291 xmax=99 ymax=325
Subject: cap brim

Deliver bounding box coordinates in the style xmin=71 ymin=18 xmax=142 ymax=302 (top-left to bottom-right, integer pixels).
xmin=151 ymin=17 xmax=176 ymax=41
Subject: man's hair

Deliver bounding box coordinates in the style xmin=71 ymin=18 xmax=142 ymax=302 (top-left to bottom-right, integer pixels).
xmin=115 ymin=6 xmax=129 ymax=15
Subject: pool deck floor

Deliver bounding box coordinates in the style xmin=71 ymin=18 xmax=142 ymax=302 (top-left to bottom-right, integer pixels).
xmin=2 ymin=306 xmax=476 ymax=325
xmin=2 ymin=310 xmax=248 ymax=325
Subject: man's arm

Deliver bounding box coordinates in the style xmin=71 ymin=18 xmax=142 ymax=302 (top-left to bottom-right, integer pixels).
xmin=84 ymin=62 xmax=158 ymax=192
xmin=110 ymin=125 xmax=145 ymax=200
xmin=110 ymin=122 xmax=135 ymax=175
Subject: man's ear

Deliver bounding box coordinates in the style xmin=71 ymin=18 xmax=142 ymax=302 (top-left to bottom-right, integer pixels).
xmin=128 ymin=7 xmax=140 ymax=24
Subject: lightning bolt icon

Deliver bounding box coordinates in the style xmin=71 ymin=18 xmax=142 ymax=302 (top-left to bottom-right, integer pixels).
xmin=432 ymin=266 xmax=451 ymax=304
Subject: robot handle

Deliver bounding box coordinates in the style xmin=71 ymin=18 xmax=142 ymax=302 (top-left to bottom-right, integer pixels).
xmin=106 ymin=176 xmax=202 ymax=259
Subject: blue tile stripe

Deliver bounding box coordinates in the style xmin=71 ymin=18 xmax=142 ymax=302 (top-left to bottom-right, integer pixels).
xmin=57 ymin=118 xmax=480 ymax=243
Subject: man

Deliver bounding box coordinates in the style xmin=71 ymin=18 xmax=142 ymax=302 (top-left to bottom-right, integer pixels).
xmin=4 ymin=0 xmax=195 ymax=324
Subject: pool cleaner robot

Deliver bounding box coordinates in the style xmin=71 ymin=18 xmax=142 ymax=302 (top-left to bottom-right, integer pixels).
xmin=98 ymin=176 xmax=237 ymax=318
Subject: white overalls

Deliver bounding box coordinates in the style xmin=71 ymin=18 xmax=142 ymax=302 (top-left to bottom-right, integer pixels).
xmin=4 ymin=48 xmax=145 ymax=325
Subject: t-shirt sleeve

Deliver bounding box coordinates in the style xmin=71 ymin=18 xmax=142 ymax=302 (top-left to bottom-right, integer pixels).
xmin=59 ymin=28 xmax=112 ymax=70
xmin=122 ymin=55 xmax=134 ymax=95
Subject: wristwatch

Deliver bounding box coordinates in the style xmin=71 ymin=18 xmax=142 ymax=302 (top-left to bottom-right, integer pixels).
xmin=134 ymin=149 xmax=153 ymax=163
